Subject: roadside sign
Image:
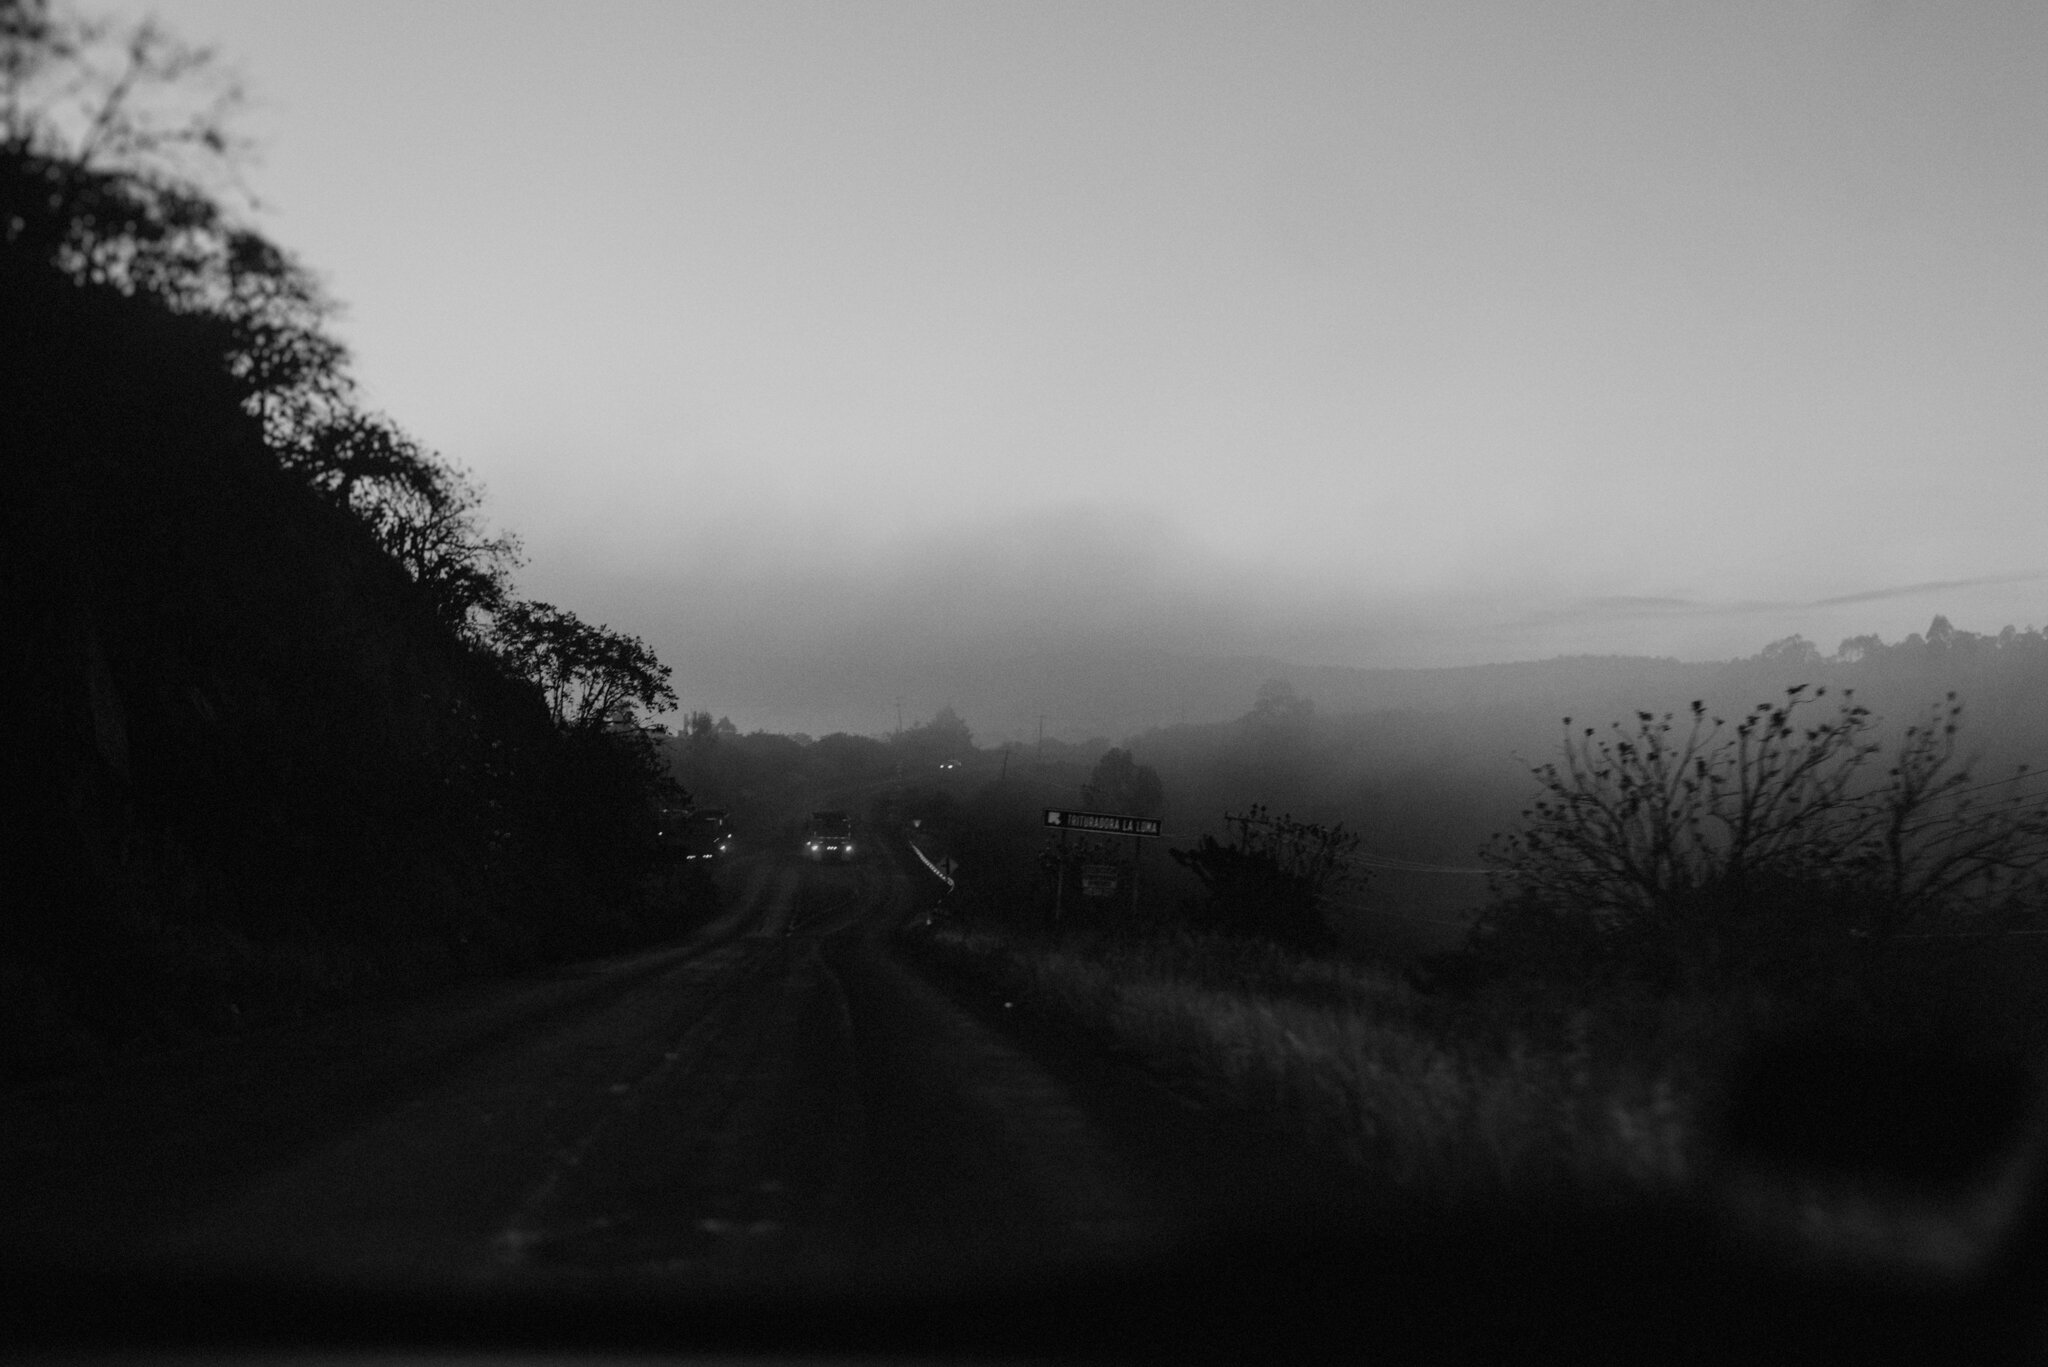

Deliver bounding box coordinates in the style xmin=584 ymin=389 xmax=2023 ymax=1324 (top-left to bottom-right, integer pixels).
xmin=1081 ymin=863 xmax=1120 ymax=898
xmin=1042 ymin=808 xmax=1161 ymax=838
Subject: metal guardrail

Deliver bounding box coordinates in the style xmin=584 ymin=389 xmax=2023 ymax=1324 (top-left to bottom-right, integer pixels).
xmin=906 ymin=839 xmax=955 ymax=891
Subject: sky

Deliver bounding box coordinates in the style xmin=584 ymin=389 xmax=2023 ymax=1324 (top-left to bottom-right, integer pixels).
xmin=103 ymin=1 xmax=2048 ymax=734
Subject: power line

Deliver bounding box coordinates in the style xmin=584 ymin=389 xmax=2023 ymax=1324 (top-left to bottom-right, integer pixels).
xmin=1346 ymin=854 xmax=1494 ymax=876
xmin=1312 ymin=892 xmax=1473 ymax=928
xmin=1892 ymin=930 xmax=2048 ymax=940
xmin=1147 ymin=824 xmax=1495 ymax=876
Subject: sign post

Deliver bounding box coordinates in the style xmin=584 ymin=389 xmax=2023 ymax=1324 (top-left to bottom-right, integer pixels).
xmin=1054 ymin=822 xmax=1066 ymax=922
xmin=1043 ymin=809 xmax=1160 ymax=925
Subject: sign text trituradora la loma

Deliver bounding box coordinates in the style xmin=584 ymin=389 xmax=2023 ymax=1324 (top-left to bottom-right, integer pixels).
xmin=1042 ymin=808 xmax=1161 ymax=838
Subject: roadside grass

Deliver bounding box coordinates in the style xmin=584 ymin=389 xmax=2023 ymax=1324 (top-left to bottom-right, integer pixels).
xmin=913 ymin=921 xmax=1701 ymax=1209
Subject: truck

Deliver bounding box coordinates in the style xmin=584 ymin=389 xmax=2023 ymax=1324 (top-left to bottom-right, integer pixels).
xmin=805 ymin=810 xmax=855 ymax=862
xmin=657 ymin=805 xmax=731 ymax=862
xmin=682 ymin=808 xmax=733 ymax=862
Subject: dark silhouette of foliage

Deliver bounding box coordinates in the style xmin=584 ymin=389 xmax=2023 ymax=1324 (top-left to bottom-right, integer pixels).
xmin=1249 ymin=677 xmax=1315 ymax=725
xmin=1082 ymin=746 xmax=1164 ymax=816
xmin=1 ymin=0 xmax=348 ymax=437
xmin=490 ymin=599 xmax=677 ymax=732
xmin=1170 ymin=806 xmax=1362 ymax=950
xmin=281 ymin=413 xmax=523 ymax=631
xmin=893 ymin=704 xmax=973 ymax=766
xmin=1 ymin=0 xmax=693 ymax=1077
xmin=3 ymin=0 xmax=520 ymax=634
xmin=662 ymin=725 xmax=904 ymax=849
xmin=1473 ymin=687 xmax=2048 ymax=995
xmin=811 ymin=729 xmax=887 ymax=775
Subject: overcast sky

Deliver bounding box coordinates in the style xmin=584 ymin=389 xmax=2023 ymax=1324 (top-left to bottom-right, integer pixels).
xmin=109 ymin=1 xmax=2048 ymax=731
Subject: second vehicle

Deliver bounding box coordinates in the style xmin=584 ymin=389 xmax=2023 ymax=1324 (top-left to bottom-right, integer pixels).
xmin=805 ymin=810 xmax=855 ymax=861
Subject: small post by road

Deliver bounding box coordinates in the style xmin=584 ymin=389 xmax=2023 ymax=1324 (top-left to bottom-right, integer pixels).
xmin=1053 ymin=825 xmax=1068 ymax=924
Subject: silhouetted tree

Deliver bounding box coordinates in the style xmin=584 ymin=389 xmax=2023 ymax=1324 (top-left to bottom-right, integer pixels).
xmin=278 ymin=413 xmax=521 ymax=630
xmin=895 ymin=704 xmax=973 ymax=765
xmin=1754 ymin=635 xmax=1823 ymax=668
xmin=1082 ymin=746 xmax=1164 ymax=816
xmin=490 ymin=600 xmax=677 ymax=732
xmin=359 ymin=456 xmax=520 ymax=630
xmin=1170 ymin=805 xmax=1361 ymax=950
xmin=1 ymin=0 xmax=700 ymax=1071
xmin=1250 ymin=677 xmax=1314 ymax=725
xmin=1478 ymin=688 xmax=2048 ymax=993
xmin=0 ymin=0 xmax=348 ymax=436
xmin=812 ymin=731 xmax=891 ymax=779
xmin=2 ymin=1 xmax=523 ymax=624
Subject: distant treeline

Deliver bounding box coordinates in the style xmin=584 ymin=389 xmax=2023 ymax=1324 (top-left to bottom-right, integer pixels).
xmin=672 ymin=627 xmax=2048 ymax=951
xmin=1117 ymin=630 xmax=2048 ymax=930
xmin=664 ymin=704 xmax=991 ymax=836
xmin=1309 ymin=623 xmax=2048 ymax=736
xmin=905 ymin=621 xmax=2048 ymax=758
xmin=3 ymin=3 xmax=691 ymax=1078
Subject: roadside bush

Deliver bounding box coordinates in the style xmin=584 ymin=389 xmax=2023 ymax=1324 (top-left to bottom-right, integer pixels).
xmin=1468 ymin=688 xmax=2048 ymax=1001
xmin=1170 ymin=806 xmax=1365 ymax=951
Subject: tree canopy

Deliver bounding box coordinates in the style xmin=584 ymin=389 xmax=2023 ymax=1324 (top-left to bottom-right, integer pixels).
xmin=2 ymin=0 xmax=670 ymax=715
xmin=1082 ymin=746 xmax=1164 ymax=816
xmin=895 ymin=704 xmax=974 ymax=765
xmin=493 ymin=601 xmax=678 ymax=732
xmin=4 ymin=0 xmax=693 ymax=1068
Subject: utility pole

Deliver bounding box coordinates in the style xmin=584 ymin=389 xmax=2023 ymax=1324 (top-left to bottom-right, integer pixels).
xmin=998 ymin=746 xmax=1011 ymax=783
xmin=895 ymin=695 xmax=904 ymax=739
xmin=1036 ymin=714 xmax=1045 ymax=766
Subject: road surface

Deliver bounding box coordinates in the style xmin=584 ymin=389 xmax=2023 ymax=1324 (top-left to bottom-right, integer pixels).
xmin=4 ymin=838 xmax=1351 ymax=1328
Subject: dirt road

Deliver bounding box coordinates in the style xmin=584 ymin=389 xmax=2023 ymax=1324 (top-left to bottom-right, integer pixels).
xmin=3 ymin=841 xmax=1347 ymax=1330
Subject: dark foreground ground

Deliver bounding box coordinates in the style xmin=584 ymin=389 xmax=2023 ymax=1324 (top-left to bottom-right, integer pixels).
xmin=6 ymin=838 xmax=2046 ymax=1362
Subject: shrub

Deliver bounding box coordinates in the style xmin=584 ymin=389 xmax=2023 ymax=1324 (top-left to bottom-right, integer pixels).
xmin=1473 ymin=689 xmax=2048 ymax=996
xmin=1170 ymin=805 xmax=1366 ymax=950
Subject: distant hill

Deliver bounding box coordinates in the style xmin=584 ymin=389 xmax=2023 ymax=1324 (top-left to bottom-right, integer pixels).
xmin=670 ymin=636 xmax=1713 ymax=745
xmin=668 ymin=619 xmax=2048 ymax=756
